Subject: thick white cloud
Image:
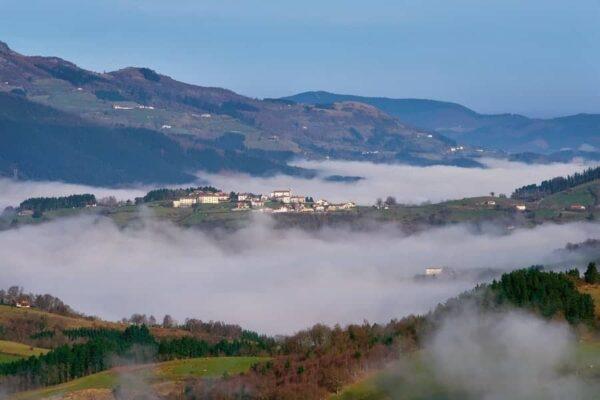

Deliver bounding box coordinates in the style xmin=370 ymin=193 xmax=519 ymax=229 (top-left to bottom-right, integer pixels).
xmin=0 ymin=213 xmax=598 ymax=335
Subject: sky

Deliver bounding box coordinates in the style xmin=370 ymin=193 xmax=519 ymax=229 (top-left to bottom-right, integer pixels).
xmin=1 ymin=0 xmax=598 ymax=117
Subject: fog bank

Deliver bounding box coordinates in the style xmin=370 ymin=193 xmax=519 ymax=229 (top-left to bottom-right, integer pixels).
xmin=202 ymin=158 xmax=590 ymax=205
xmin=426 ymin=309 xmax=600 ymax=399
xmin=1 ymin=159 xmax=590 ymax=210
xmin=1 ymin=214 xmax=599 ymax=334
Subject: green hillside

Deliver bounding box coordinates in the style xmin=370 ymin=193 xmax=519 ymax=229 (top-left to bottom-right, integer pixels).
xmin=12 ymin=356 xmax=267 ymax=400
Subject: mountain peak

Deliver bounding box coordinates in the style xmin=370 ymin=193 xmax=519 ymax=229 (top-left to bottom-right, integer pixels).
xmin=0 ymin=41 xmax=14 ymax=55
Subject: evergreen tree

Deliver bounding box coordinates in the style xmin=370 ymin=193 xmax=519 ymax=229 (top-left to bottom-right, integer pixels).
xmin=584 ymin=262 xmax=599 ymax=284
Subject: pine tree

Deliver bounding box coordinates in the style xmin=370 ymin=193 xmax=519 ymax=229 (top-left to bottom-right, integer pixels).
xmin=584 ymin=262 xmax=599 ymax=284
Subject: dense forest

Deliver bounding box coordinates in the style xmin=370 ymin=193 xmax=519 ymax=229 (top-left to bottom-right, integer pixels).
xmin=512 ymin=166 xmax=600 ymax=201
xmin=490 ymin=267 xmax=595 ymax=324
xmin=19 ymin=194 xmax=96 ymax=212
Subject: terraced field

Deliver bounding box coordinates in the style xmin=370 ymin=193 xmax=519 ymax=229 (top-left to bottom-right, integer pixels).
xmin=12 ymin=356 xmax=267 ymax=400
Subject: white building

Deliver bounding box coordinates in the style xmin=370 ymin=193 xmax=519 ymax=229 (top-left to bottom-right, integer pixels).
xmin=250 ymin=198 xmax=265 ymax=208
xmin=290 ymin=195 xmax=306 ymax=204
xmin=173 ymin=197 xmax=196 ymax=208
xmin=237 ymin=193 xmax=252 ymax=201
xmin=425 ymin=267 xmax=444 ymax=276
xmin=112 ymin=104 xmax=134 ymax=110
xmin=198 ymin=193 xmax=220 ymax=204
xmin=270 ymin=189 xmax=291 ymax=199
xmin=515 ymin=204 xmax=527 ymax=211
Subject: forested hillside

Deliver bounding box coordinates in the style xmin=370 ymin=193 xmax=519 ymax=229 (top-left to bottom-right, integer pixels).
xmin=512 ymin=166 xmax=600 ymax=201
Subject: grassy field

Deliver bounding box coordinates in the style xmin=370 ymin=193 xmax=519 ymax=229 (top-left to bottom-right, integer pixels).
xmin=12 ymin=356 xmax=267 ymax=400
xmin=0 ymin=340 xmax=49 ymax=358
xmin=0 ymin=340 xmax=48 ymax=365
xmin=0 ymin=305 xmax=191 ymax=342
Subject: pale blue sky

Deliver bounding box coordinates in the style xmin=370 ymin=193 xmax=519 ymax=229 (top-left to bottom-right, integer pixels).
xmin=1 ymin=0 xmax=598 ymax=117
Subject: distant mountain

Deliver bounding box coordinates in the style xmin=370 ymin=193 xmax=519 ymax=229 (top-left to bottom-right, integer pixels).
xmin=0 ymin=41 xmax=483 ymax=185
xmin=284 ymin=91 xmax=600 ymax=155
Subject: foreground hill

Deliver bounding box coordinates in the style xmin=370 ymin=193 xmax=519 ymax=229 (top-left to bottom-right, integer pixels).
xmin=1 ymin=268 xmax=598 ymax=399
xmin=0 ymin=41 xmax=481 ymax=185
xmin=12 ymin=357 xmax=267 ymax=400
xmin=285 ymin=91 xmax=600 ymax=155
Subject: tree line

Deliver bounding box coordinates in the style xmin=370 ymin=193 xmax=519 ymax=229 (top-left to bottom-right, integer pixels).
xmin=140 ymin=186 xmax=219 ymax=203
xmin=512 ymin=166 xmax=600 ymax=201
xmin=19 ymin=194 xmax=96 ymax=212
xmin=0 ymin=325 xmax=276 ymax=393
xmin=490 ymin=266 xmax=596 ymax=324
xmin=0 ymin=285 xmax=80 ymax=317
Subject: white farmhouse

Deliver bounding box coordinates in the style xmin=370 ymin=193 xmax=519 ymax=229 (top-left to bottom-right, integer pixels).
xmin=425 ymin=267 xmax=444 ymax=276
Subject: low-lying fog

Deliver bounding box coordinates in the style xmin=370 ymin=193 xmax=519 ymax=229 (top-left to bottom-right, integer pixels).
xmin=202 ymin=158 xmax=590 ymax=204
xmin=1 ymin=214 xmax=599 ymax=335
xmin=0 ymin=159 xmax=590 ymax=209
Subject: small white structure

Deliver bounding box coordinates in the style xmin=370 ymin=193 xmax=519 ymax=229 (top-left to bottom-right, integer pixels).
xmin=15 ymin=299 xmax=31 ymax=308
xmin=425 ymin=267 xmax=444 ymax=276
xmin=250 ymin=199 xmax=265 ymax=208
xmin=515 ymin=204 xmax=527 ymax=211
xmin=237 ymin=193 xmax=252 ymax=201
xmin=161 ymin=124 xmax=172 ymax=129
xmin=270 ymin=189 xmax=292 ymax=204
xmin=112 ymin=104 xmax=134 ymax=110
xmin=198 ymin=193 xmax=220 ymax=204
xmin=173 ymin=197 xmax=196 ymax=208
xmin=201 ymin=113 xmax=212 ymax=118
xmin=138 ymin=105 xmax=155 ymax=110
xmin=290 ymin=196 xmax=306 ymax=204
xmin=216 ymin=192 xmax=230 ymax=202
xmin=270 ymin=189 xmax=291 ymax=198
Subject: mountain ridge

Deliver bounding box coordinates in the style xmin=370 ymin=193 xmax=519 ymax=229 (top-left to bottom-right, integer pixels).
xmin=0 ymin=41 xmax=489 ymax=185
xmin=284 ymin=91 xmax=600 ymax=154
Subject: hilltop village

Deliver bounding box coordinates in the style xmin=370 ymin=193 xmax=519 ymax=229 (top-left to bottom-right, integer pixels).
xmin=172 ymin=188 xmax=356 ymax=213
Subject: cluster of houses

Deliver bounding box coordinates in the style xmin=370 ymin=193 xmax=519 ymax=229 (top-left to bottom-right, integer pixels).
xmin=172 ymin=188 xmax=356 ymax=214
